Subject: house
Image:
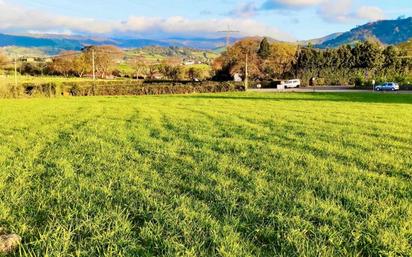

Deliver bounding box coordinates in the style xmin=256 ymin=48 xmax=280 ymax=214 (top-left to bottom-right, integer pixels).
xmin=19 ymin=57 xmax=35 ymax=63
xmin=233 ymin=73 xmax=243 ymax=82
xmin=183 ymin=60 xmax=195 ymax=65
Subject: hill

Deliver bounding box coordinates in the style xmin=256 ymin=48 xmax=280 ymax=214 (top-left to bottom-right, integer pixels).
xmin=0 ymin=33 xmax=231 ymax=53
xmin=124 ymin=46 xmax=219 ymax=63
xmin=299 ymin=32 xmax=343 ymax=46
xmin=397 ymin=39 xmax=412 ymax=56
xmin=0 ymin=45 xmax=219 ymax=65
xmin=0 ymin=46 xmax=49 ymax=57
xmin=316 ymin=17 xmax=412 ymax=48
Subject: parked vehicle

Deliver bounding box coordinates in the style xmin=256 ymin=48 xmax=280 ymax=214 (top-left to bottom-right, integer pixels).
xmin=375 ymin=82 xmax=399 ymax=91
xmin=283 ymin=79 xmax=301 ymax=88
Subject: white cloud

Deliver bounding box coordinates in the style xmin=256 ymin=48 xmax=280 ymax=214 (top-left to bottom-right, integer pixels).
xmin=317 ymin=0 xmax=384 ymax=23
xmin=0 ymin=0 xmax=294 ymax=41
xmin=124 ymin=16 xmax=294 ymax=40
xmin=0 ymin=0 xmax=119 ymax=34
xmin=258 ymin=0 xmax=384 ymax=23
xmin=317 ymin=0 xmax=353 ymax=23
xmin=356 ymin=6 xmax=385 ymax=21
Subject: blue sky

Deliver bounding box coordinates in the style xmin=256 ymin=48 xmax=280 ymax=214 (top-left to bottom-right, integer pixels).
xmin=1 ymin=0 xmax=411 ymax=40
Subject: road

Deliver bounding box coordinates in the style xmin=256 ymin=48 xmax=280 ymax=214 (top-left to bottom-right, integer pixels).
xmin=249 ymin=86 xmax=412 ymax=94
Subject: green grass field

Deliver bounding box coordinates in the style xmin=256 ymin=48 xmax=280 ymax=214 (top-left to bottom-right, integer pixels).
xmin=0 ymin=92 xmax=411 ymax=256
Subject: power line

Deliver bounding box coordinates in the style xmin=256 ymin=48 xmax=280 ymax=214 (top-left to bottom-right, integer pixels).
xmin=218 ymin=26 xmax=240 ymax=48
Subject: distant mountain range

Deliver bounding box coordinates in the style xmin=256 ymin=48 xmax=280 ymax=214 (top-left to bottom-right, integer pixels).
xmin=312 ymin=17 xmax=412 ymax=48
xmin=300 ymin=33 xmax=343 ymax=46
xmin=0 ymin=33 xmax=234 ymax=54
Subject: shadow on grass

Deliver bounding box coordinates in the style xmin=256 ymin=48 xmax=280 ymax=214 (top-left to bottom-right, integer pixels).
xmin=184 ymin=93 xmax=412 ymax=105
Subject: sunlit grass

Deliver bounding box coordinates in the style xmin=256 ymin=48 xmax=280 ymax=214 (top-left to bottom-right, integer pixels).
xmin=0 ymin=92 xmax=411 ymax=256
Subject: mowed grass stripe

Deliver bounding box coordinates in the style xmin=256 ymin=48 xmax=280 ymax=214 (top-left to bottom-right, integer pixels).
xmin=0 ymin=92 xmax=411 ymax=256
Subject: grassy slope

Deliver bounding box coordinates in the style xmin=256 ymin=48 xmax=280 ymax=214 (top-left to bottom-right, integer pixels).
xmin=0 ymin=46 xmax=48 ymax=57
xmin=125 ymin=47 xmax=219 ymax=62
xmin=0 ymin=92 xmax=411 ymax=256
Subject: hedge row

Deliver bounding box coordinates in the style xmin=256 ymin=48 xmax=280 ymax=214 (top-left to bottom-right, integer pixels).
xmin=295 ymin=69 xmax=412 ymax=88
xmin=354 ymin=76 xmax=412 ymax=90
xmin=0 ymin=81 xmax=245 ymax=98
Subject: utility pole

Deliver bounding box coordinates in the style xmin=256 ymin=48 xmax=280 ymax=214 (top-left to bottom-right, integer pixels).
xmin=245 ymin=53 xmax=249 ymax=90
xmin=91 ymin=49 xmax=97 ymax=95
xmin=14 ymin=57 xmax=17 ymax=87
xmin=92 ymin=49 xmax=96 ymax=81
xmin=13 ymin=56 xmax=18 ymax=97
xmin=218 ymin=26 xmax=240 ymax=48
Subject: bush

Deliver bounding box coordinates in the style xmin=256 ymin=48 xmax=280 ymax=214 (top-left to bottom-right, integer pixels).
xmin=22 ymin=83 xmax=58 ymax=97
xmin=0 ymin=80 xmax=244 ymax=98
xmin=0 ymin=83 xmax=23 ymax=98
xmin=0 ymin=84 xmax=13 ymax=98
xmin=61 ymin=81 xmax=244 ymax=96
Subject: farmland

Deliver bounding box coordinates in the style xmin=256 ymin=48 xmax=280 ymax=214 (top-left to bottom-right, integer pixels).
xmin=0 ymin=92 xmax=411 ymax=256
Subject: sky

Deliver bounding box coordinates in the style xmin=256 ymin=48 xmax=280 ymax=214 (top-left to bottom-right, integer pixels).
xmin=0 ymin=0 xmax=411 ymax=41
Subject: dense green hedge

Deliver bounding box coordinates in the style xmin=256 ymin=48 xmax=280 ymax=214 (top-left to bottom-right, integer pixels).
xmin=0 ymin=81 xmax=245 ymax=98
xmin=354 ymin=75 xmax=412 ymax=90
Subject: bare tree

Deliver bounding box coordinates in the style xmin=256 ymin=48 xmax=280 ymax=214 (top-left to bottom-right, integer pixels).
xmin=49 ymin=51 xmax=79 ymax=77
xmin=83 ymin=45 xmax=124 ymax=78
xmin=0 ymin=50 xmax=9 ymax=69
xmin=128 ymin=56 xmax=149 ymax=79
xmin=73 ymin=54 xmax=90 ymax=78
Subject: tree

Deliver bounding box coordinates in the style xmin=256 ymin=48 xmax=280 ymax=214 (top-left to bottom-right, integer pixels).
xmin=295 ymin=47 xmax=319 ymax=71
xmin=263 ymin=42 xmax=297 ymax=78
xmin=72 ymin=54 xmax=90 ymax=77
xmin=213 ymin=38 xmax=261 ymax=80
xmin=336 ymin=45 xmax=354 ymax=69
xmin=0 ymin=51 xmax=8 ymax=69
xmin=146 ymin=64 xmax=161 ymax=79
xmin=258 ymin=37 xmax=271 ymax=59
xmin=128 ymin=56 xmax=149 ymax=79
xmin=352 ymin=40 xmax=384 ymax=71
xmin=82 ymin=45 xmax=124 ymax=78
xmin=50 ymin=51 xmax=79 ymax=77
xmin=397 ymin=39 xmax=412 ymax=56
xmin=382 ymin=46 xmax=401 ymax=70
xmin=158 ymin=63 xmax=184 ymax=81
xmin=186 ymin=65 xmax=211 ymax=81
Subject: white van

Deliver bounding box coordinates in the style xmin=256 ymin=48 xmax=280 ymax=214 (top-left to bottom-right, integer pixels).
xmin=283 ymin=79 xmax=301 ymax=88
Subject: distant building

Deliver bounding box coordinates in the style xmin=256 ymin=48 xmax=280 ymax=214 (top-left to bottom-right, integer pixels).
xmin=19 ymin=57 xmax=52 ymax=63
xmin=233 ymin=73 xmax=243 ymax=82
xmin=20 ymin=57 xmax=35 ymax=63
xmin=183 ymin=60 xmax=195 ymax=65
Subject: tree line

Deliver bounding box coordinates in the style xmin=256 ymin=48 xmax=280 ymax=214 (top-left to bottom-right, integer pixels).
xmin=0 ymin=46 xmax=212 ymax=81
xmin=2 ymin=39 xmax=411 ymax=85
xmin=213 ymin=38 xmax=412 ymax=86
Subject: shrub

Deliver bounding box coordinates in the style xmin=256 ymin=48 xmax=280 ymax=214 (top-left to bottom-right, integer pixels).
xmin=22 ymin=83 xmax=58 ymax=97
xmin=0 ymin=80 xmax=244 ymax=98
xmin=61 ymin=81 xmax=244 ymax=96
